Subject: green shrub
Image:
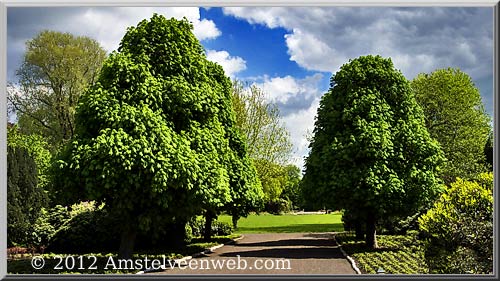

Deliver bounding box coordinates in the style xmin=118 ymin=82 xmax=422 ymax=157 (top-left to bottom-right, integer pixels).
xmin=212 ymin=221 xmax=233 ymax=236
xmin=419 ymin=172 xmax=493 ymax=274
xmin=188 ymin=217 xmax=233 ymax=237
xmin=189 ymin=217 xmax=206 ymax=237
xmin=7 ymin=145 xmax=47 ymax=247
xmin=265 ymin=198 xmax=291 ymax=215
xmin=47 ymin=205 xmax=120 ymax=253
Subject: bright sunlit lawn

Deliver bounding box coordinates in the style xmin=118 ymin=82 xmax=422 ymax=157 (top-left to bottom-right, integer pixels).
xmin=217 ymin=212 xmax=344 ymax=233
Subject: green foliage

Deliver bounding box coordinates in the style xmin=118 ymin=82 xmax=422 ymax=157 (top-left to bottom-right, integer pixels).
xmin=53 ymin=15 xmax=258 ymax=256
xmin=303 ymin=55 xmax=444 ymax=247
xmin=189 ymin=216 xmax=233 ymax=237
xmin=7 ymin=145 xmax=46 ymax=247
xmin=7 ymin=125 xmax=52 ymax=189
xmin=231 ymin=81 xmax=293 ymax=165
xmin=31 ymin=203 xmax=100 ymax=248
xmin=8 ymin=30 xmax=107 ymax=149
xmin=280 ymin=164 xmax=302 ymax=209
xmin=418 ymin=172 xmax=493 ymax=274
xmin=336 ymin=232 xmax=428 ymax=274
xmin=30 ymin=205 xmax=69 ymax=247
xmin=189 ymin=217 xmax=206 ymax=237
xmin=264 ymin=198 xmax=291 ymax=215
xmin=7 ymin=125 xmax=52 ymax=247
xmin=231 ymin=80 xmax=292 ymax=209
xmin=411 ymin=68 xmax=491 ymax=183
xmin=254 ymin=159 xmax=287 ymax=202
xmin=484 ymin=130 xmax=493 ymax=169
xmin=48 ymin=204 xmax=120 ymax=254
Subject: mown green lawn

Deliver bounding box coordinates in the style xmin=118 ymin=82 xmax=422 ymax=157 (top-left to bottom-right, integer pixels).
xmin=217 ymin=212 xmax=344 ymax=233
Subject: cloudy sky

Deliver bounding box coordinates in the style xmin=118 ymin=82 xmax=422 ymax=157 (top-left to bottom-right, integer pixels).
xmin=7 ymin=7 xmax=494 ymax=169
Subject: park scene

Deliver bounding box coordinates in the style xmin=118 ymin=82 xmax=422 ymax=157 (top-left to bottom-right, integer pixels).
xmin=5 ymin=7 xmax=494 ymax=275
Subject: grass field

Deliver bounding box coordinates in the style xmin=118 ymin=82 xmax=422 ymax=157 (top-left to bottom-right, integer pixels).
xmin=217 ymin=212 xmax=344 ymax=233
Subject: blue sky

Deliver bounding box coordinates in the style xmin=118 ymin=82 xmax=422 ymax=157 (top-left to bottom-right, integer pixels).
xmin=7 ymin=7 xmax=495 ymax=169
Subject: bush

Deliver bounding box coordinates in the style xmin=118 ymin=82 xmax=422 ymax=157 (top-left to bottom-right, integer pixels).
xmin=47 ymin=204 xmax=120 ymax=253
xmin=189 ymin=217 xmax=206 ymax=237
xmin=265 ymin=198 xmax=291 ymax=215
xmin=212 ymin=221 xmax=233 ymax=236
xmin=188 ymin=217 xmax=233 ymax=237
xmin=419 ymin=172 xmax=493 ymax=274
xmin=378 ymin=211 xmax=424 ymax=235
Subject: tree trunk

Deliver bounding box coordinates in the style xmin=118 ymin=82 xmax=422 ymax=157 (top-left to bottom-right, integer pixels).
xmin=118 ymin=227 xmax=137 ymax=259
xmin=355 ymin=220 xmax=364 ymax=240
xmin=232 ymin=214 xmax=239 ymax=229
xmin=204 ymin=211 xmax=215 ymax=242
xmin=365 ymin=212 xmax=378 ymax=249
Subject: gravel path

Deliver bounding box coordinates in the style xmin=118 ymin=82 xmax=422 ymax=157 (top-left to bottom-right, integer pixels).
xmin=155 ymin=232 xmax=356 ymax=275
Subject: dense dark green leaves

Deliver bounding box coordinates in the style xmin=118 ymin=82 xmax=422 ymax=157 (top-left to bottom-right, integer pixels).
xmin=302 ymin=55 xmax=444 ymax=246
xmin=7 ymin=126 xmax=51 ymax=247
xmin=53 ymin=15 xmax=259 ymax=255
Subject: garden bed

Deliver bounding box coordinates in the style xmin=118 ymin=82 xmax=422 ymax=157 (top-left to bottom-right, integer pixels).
xmin=335 ymin=231 xmax=428 ymax=274
xmin=7 ymin=234 xmax=240 ymax=274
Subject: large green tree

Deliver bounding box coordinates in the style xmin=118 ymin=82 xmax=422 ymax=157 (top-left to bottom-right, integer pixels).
xmin=411 ymin=68 xmax=491 ymax=183
xmin=303 ymin=55 xmax=444 ymax=248
xmin=8 ymin=30 xmax=107 ymax=150
xmin=53 ymin=15 xmax=258 ymax=257
xmin=231 ymin=81 xmax=292 ymax=216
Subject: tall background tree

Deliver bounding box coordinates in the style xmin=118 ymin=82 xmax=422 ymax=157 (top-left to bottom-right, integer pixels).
xmin=411 ymin=68 xmax=491 ymax=183
xmin=8 ymin=30 xmax=107 ymax=150
xmin=53 ymin=15 xmax=259 ymax=257
xmin=303 ymin=55 xmax=444 ymax=248
xmin=231 ymin=81 xmax=294 ymax=215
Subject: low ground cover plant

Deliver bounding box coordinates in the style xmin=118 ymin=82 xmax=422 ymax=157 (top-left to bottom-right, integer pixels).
xmin=335 ymin=231 xmax=428 ymax=274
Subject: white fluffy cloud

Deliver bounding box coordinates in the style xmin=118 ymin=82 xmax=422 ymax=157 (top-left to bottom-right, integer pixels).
xmin=76 ymin=7 xmax=220 ymax=52
xmin=7 ymin=7 xmax=239 ymax=81
xmin=248 ymin=74 xmax=325 ymax=170
xmin=206 ymin=50 xmax=247 ymax=77
xmin=282 ymin=97 xmax=321 ymax=170
xmin=254 ymin=73 xmax=323 ymax=104
xmin=223 ymin=7 xmax=493 ymax=80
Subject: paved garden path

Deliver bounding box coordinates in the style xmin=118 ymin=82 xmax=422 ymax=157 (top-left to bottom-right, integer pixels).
xmin=156 ymin=232 xmax=356 ymax=275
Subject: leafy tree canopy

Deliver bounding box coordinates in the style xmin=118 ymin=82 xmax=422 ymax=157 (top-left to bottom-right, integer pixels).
xmin=53 ymin=15 xmax=259 ymax=257
xmin=303 ymin=55 xmax=444 ymax=248
xmin=8 ymin=30 xmax=107 ymax=150
xmin=411 ymin=68 xmax=491 ymax=183
xmin=231 ymin=81 xmax=292 ymax=206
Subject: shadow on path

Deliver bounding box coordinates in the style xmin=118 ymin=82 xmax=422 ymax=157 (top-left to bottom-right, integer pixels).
xmin=236 ymin=223 xmax=343 ymax=233
xmin=219 ymin=247 xmax=345 ymax=259
xmin=235 ymin=238 xmax=336 ymax=248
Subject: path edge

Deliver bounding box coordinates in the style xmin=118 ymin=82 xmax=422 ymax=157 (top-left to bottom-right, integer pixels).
xmin=332 ymin=233 xmax=361 ymax=275
xmin=137 ymin=234 xmax=245 ymax=274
